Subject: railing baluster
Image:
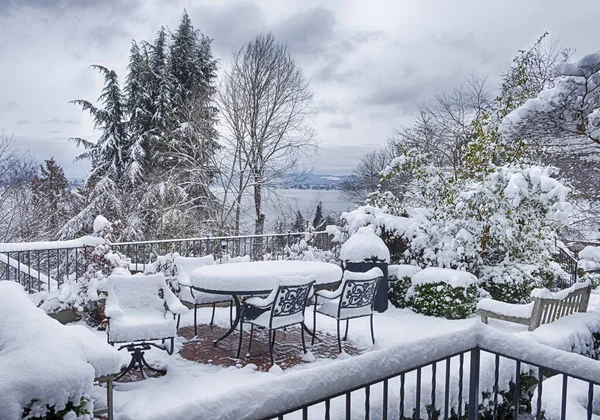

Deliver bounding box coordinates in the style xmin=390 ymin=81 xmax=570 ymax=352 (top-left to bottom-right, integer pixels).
xmin=536 ymin=367 xmax=543 ymax=420
xmin=458 ymin=353 xmax=464 ymax=418
xmin=444 ymin=357 xmax=450 ymax=420
xmin=561 ymin=374 xmax=568 ymax=420
xmin=302 ymin=405 xmax=308 ymax=420
xmin=493 ymin=354 xmax=500 ymax=420
xmin=364 ymin=385 xmax=370 ymax=420
xmin=346 ymin=391 xmax=351 ymax=420
xmin=416 ymin=367 xmax=421 ymax=420
xmin=514 ymin=360 xmax=521 ymax=420
xmin=383 ymin=378 xmax=388 ymax=420
xmin=587 ymin=382 xmax=594 ymax=420
xmin=399 ymin=373 xmax=405 ymax=419
xmin=325 ymin=399 xmax=330 ymax=420
xmin=431 ymin=362 xmax=436 ymax=419
xmin=468 ymin=348 xmax=480 ymax=420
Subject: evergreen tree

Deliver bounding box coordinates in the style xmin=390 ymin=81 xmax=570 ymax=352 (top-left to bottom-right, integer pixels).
xmin=124 ymin=40 xmax=152 ymax=178
xmin=71 ymin=65 xmax=130 ymax=182
xmin=30 ymin=158 xmax=71 ymax=239
xmin=293 ymin=211 xmax=305 ymax=232
xmin=313 ymin=201 xmax=323 ymax=229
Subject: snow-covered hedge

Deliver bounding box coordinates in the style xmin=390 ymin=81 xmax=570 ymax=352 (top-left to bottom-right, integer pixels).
xmin=0 ymin=282 xmax=120 ymax=419
xmin=407 ymin=268 xmax=480 ymax=319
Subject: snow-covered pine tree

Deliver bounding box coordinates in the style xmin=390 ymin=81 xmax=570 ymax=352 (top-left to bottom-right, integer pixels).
xmin=313 ymin=201 xmax=323 ymax=230
xmin=124 ymin=40 xmax=152 ymax=180
xmin=66 ymin=65 xmax=130 ymax=236
xmin=30 ymin=158 xmax=72 ymax=239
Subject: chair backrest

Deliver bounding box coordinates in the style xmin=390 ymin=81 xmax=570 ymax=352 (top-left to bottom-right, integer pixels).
xmin=338 ymin=271 xmax=382 ymax=317
xmin=270 ymin=278 xmax=315 ymax=328
xmin=107 ymin=273 xmax=168 ymax=315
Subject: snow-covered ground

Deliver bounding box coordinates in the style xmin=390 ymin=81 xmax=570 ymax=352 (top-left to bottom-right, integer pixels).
xmin=84 ymin=291 xmax=600 ymax=419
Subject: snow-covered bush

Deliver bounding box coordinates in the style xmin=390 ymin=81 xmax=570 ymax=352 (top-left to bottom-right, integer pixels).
xmin=279 ymin=231 xmax=337 ymax=263
xmin=33 ymin=215 xmax=130 ymax=326
xmin=388 ymin=276 xmax=412 ymax=309
xmin=406 ymin=269 xmax=480 ymax=319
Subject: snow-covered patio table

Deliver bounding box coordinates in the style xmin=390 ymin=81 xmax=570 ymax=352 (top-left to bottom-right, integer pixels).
xmin=185 ymin=260 xmax=343 ymax=344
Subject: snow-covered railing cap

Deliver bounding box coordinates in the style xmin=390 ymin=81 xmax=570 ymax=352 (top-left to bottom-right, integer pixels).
xmin=340 ymin=226 xmax=390 ymax=263
xmin=0 ymin=236 xmax=105 ymax=253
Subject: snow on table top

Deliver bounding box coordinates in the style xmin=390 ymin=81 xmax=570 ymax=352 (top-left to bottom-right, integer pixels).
xmin=411 ymin=267 xmax=478 ymax=288
xmin=187 ymin=260 xmax=342 ymax=293
xmin=340 ymin=226 xmax=390 ymax=263
xmin=530 ymin=279 xmax=591 ymax=300
xmin=476 ymin=298 xmax=535 ymax=319
xmin=0 ymin=282 xmax=119 ymax=418
xmin=0 ymin=236 xmax=104 ymax=253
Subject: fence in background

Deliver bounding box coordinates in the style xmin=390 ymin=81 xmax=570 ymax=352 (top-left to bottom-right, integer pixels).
xmin=0 ymin=231 xmax=336 ymax=292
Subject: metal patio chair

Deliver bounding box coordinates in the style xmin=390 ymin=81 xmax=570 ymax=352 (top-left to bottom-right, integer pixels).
xmin=312 ymin=268 xmax=382 ymax=353
xmin=236 ymin=276 xmax=315 ymax=366
xmin=105 ymin=273 xmax=188 ymax=380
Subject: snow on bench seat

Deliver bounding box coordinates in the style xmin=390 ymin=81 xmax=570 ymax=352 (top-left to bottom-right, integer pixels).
xmin=0 ymin=282 xmax=120 ymax=419
xmin=477 ymin=299 xmax=535 ymax=321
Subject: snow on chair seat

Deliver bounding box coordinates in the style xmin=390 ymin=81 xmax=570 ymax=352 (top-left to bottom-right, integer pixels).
xmin=477 ymin=280 xmax=592 ymax=331
xmin=0 ymin=282 xmax=120 ymax=420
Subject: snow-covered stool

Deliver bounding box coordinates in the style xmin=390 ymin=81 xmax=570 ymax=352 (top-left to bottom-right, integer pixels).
xmin=0 ymin=282 xmax=121 ymax=420
xmin=477 ymin=280 xmax=592 ymax=331
xmin=105 ymin=273 xmax=188 ymax=380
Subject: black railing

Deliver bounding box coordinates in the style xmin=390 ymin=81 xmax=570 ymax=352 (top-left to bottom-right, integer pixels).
xmin=554 ymin=238 xmax=579 ymax=286
xmin=171 ymin=325 xmax=598 ymax=420
xmin=0 ymin=231 xmax=337 ymax=292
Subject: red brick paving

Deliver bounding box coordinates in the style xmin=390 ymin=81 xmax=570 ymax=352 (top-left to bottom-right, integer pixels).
xmin=179 ymin=324 xmax=360 ymax=372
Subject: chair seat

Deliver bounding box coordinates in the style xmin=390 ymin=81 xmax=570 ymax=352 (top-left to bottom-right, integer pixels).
xmin=248 ymin=310 xmax=305 ymax=329
xmin=317 ymin=297 xmax=375 ymax=319
xmin=180 ymin=287 xmax=233 ymax=305
xmin=108 ymin=312 xmax=176 ymax=344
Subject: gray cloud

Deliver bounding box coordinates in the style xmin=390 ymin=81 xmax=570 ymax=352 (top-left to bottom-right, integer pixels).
xmin=275 ymin=7 xmax=336 ymax=56
xmin=328 ymin=120 xmax=352 ymax=130
xmin=2 ymin=100 xmax=18 ymax=111
xmin=16 ymin=119 xmax=30 ymax=125
xmin=0 ymin=0 xmax=139 ymax=17
xmin=43 ymin=118 xmax=79 ymax=125
xmin=86 ymin=24 xmax=132 ymax=49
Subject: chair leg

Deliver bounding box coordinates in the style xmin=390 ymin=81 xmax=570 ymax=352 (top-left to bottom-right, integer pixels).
xmin=370 ymin=314 xmax=375 ymax=345
xmin=344 ymin=319 xmax=349 ymax=341
xmin=194 ymin=304 xmax=198 ymax=337
xmin=271 ymin=330 xmax=276 ymax=348
xmin=300 ymin=323 xmax=307 ymax=353
xmin=229 ymin=301 xmax=233 ymax=326
xmin=210 ymin=303 xmax=216 ymax=327
xmin=247 ymin=324 xmax=254 ymax=356
xmin=269 ymin=329 xmax=275 ymax=366
xmin=236 ymin=318 xmax=244 ymax=359
xmin=336 ymin=320 xmax=342 ymax=353
xmin=176 ymin=314 xmax=181 ymax=330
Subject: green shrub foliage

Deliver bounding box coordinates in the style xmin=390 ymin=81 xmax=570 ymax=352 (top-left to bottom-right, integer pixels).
xmin=407 ymin=282 xmax=479 ymax=319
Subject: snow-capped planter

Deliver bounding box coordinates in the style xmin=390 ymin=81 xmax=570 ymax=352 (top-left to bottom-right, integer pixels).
xmin=48 ymin=308 xmax=82 ymax=324
xmin=340 ymin=227 xmax=390 ymax=312
xmin=388 ymin=264 xmax=422 ymax=308
xmin=407 ymin=267 xmax=479 ymax=319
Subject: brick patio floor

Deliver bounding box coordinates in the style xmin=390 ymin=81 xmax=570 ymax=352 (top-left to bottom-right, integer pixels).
xmin=179 ymin=324 xmax=360 ymax=372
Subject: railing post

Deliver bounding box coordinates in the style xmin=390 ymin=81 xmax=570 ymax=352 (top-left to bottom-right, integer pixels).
xmin=468 ymin=347 xmax=480 ymax=420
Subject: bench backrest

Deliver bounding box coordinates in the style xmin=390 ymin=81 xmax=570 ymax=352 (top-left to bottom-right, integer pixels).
xmin=529 ymin=285 xmax=592 ymax=331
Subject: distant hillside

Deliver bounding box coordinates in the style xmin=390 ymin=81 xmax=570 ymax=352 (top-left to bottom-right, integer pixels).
xmin=281 ymin=173 xmax=349 ymax=190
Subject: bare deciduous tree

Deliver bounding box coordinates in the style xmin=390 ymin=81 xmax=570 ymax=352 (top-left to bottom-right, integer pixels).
xmin=218 ymin=32 xmax=317 ymax=235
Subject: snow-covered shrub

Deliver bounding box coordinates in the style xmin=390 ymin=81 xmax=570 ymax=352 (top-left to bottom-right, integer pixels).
xmin=406 ymin=268 xmax=480 ymax=319
xmin=388 ymin=276 xmax=412 ymax=309
xmin=279 ymin=232 xmax=337 ymax=263
xmin=33 ymin=215 xmax=130 ymax=326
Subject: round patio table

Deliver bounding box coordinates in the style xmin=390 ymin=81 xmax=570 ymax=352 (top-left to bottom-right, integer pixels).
xmin=186 ymin=260 xmax=343 ymax=344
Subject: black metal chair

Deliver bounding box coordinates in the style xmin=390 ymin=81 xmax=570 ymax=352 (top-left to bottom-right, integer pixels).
xmin=312 ymin=268 xmax=382 ymax=353
xmin=236 ymin=278 xmax=315 ymax=366
xmin=105 ymin=273 xmax=188 ymax=380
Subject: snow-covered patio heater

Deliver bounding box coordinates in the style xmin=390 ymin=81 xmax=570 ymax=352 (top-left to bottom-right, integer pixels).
xmin=340 ymin=227 xmax=390 ymax=312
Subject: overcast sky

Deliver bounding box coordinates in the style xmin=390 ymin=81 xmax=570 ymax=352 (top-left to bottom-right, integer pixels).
xmin=1 ymin=0 xmax=599 ymax=178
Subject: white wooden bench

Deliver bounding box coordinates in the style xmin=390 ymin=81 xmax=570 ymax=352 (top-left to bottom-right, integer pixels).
xmin=476 ymin=281 xmax=592 ymax=331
